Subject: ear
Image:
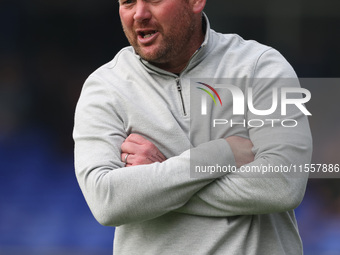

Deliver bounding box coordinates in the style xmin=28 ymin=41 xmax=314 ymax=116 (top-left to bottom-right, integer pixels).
xmin=191 ymin=0 xmax=206 ymax=14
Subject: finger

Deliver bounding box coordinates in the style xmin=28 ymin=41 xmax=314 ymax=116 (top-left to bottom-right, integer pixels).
xmin=121 ymin=152 xmax=135 ymax=165
xmin=121 ymin=152 xmax=129 ymax=163
xmin=121 ymin=140 xmax=140 ymax=154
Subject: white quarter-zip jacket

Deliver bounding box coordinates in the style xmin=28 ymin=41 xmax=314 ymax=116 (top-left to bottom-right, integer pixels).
xmin=73 ymin=14 xmax=312 ymax=255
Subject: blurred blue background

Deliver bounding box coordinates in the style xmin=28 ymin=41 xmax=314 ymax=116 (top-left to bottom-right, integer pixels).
xmin=0 ymin=0 xmax=339 ymax=254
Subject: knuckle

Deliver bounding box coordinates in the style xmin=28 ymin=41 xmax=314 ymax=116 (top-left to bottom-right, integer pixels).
xmin=121 ymin=143 xmax=126 ymax=150
xmin=129 ymin=133 xmax=137 ymax=139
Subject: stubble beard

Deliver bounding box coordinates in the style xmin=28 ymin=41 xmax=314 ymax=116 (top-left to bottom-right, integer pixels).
xmin=122 ymin=9 xmax=196 ymax=66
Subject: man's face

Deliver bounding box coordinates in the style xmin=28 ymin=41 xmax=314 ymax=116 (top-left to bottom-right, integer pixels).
xmin=119 ymin=0 xmax=199 ymax=68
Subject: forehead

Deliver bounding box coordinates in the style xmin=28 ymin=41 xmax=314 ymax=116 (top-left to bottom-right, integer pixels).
xmin=118 ymin=0 xmax=187 ymax=4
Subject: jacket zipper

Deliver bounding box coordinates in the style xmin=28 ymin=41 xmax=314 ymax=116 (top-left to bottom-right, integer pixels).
xmin=174 ymin=45 xmax=205 ymax=117
xmin=176 ymin=78 xmax=187 ymax=116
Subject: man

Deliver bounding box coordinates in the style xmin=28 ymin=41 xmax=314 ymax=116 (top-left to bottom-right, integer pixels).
xmin=73 ymin=0 xmax=312 ymax=254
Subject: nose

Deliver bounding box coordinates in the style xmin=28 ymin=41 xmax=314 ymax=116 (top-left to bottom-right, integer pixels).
xmin=134 ymin=1 xmax=152 ymax=23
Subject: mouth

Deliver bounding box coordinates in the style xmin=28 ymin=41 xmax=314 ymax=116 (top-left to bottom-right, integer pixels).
xmin=138 ymin=30 xmax=158 ymax=39
xmin=136 ymin=29 xmax=159 ymax=44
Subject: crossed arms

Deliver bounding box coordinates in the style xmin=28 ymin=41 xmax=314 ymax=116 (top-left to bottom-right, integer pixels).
xmin=74 ymin=82 xmax=312 ymax=226
xmin=74 ymin=51 xmax=312 ymax=227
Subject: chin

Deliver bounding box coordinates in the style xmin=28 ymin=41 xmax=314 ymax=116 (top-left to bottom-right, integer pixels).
xmin=138 ymin=51 xmax=162 ymax=63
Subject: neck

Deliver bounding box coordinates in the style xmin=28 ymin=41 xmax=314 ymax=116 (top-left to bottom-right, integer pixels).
xmin=152 ymin=16 xmax=205 ymax=74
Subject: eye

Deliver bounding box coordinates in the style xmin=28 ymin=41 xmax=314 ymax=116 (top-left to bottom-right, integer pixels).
xmin=119 ymin=0 xmax=135 ymax=5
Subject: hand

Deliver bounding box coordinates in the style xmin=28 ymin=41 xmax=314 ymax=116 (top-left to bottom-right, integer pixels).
xmin=121 ymin=134 xmax=167 ymax=167
xmin=225 ymin=136 xmax=255 ymax=168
